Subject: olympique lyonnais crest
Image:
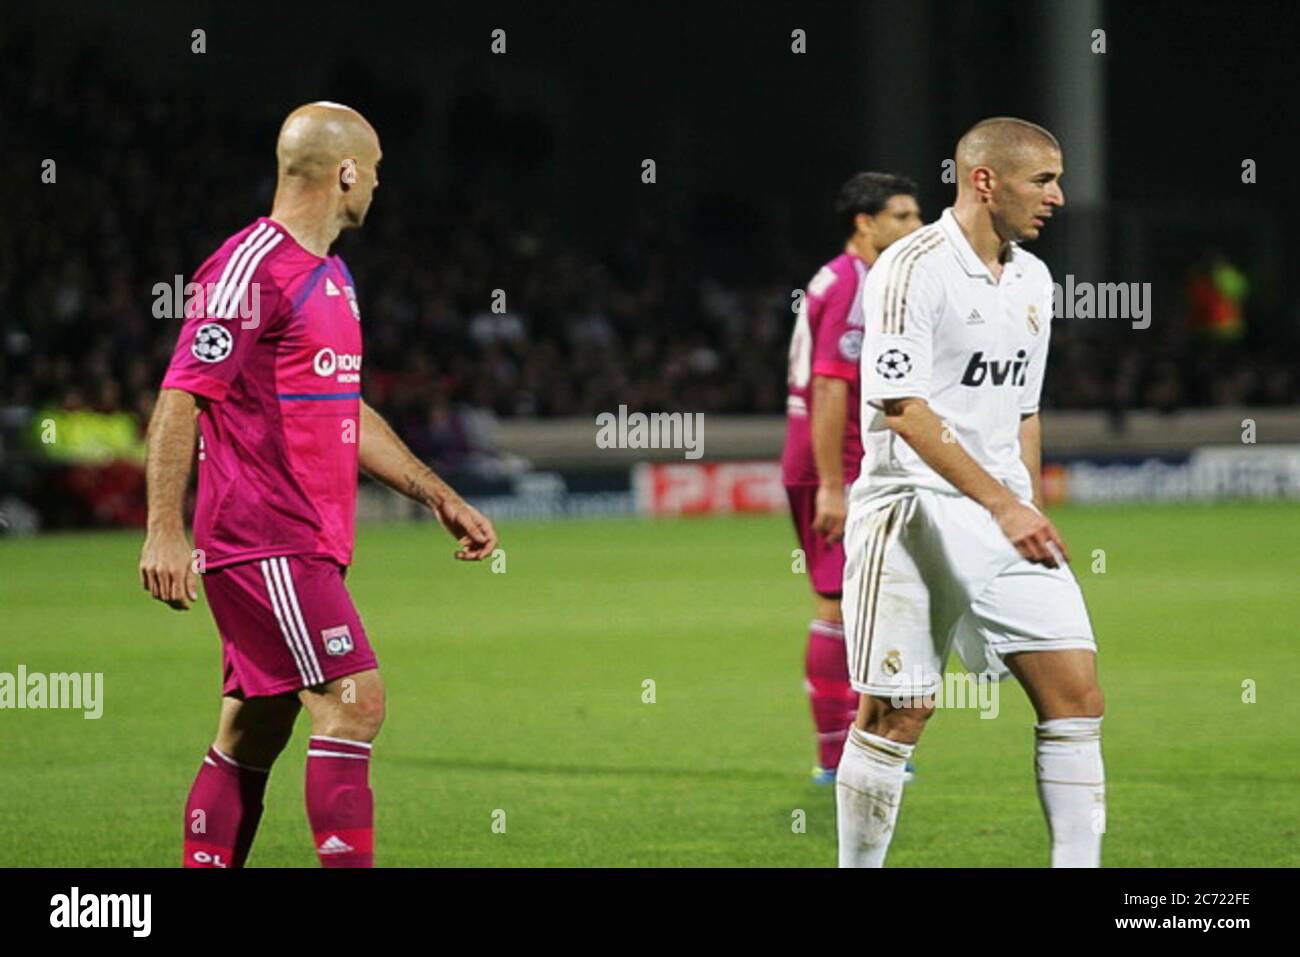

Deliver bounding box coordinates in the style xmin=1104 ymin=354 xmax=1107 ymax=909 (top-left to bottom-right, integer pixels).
xmin=839 ymin=329 xmax=863 ymax=362
xmin=321 ymin=625 xmax=355 ymax=657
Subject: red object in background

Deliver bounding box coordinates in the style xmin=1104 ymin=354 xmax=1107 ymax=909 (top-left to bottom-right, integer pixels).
xmin=634 ymin=461 xmax=786 ymax=515
xmin=1041 ymin=461 xmax=1069 ymax=506
xmin=1185 ymin=271 xmax=1243 ymax=339
xmin=60 ymin=461 xmax=148 ymax=527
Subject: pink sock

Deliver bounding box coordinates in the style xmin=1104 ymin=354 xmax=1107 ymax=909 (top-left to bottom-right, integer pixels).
xmin=183 ymin=746 xmax=269 ymax=868
xmin=805 ymin=619 xmax=859 ymax=770
xmin=305 ymin=736 xmax=374 ymax=867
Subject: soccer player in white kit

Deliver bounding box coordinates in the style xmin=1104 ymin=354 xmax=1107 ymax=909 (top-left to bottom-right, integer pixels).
xmin=836 ymin=117 xmax=1105 ymax=868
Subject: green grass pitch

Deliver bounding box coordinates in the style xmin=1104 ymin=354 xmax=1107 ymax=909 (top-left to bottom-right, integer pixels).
xmin=1 ymin=501 xmax=1297 ymax=867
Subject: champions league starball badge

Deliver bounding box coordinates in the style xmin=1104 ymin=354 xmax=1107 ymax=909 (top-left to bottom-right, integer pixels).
xmin=876 ymin=349 xmax=912 ymax=381
xmin=192 ymin=323 xmax=234 ymax=363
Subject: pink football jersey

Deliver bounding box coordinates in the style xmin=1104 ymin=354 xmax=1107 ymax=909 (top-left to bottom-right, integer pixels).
xmin=161 ymin=217 xmax=364 ymax=569
xmin=781 ymin=252 xmax=867 ymax=486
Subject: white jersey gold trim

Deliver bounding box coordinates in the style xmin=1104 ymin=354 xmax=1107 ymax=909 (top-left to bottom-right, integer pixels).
xmin=851 ymin=208 xmax=1055 ymax=506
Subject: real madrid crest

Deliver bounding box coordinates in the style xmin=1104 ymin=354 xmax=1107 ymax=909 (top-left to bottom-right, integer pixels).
xmin=1027 ymin=304 xmax=1041 ymax=335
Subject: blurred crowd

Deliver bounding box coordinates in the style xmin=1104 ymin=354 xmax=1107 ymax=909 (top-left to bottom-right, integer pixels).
xmin=3 ymin=39 xmax=1298 ymax=529
xmin=3 ymin=44 xmax=795 ymax=485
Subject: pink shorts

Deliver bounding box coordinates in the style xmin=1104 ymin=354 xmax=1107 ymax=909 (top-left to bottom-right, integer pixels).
xmin=785 ymin=484 xmax=845 ymax=598
xmin=203 ymin=554 xmax=378 ymax=698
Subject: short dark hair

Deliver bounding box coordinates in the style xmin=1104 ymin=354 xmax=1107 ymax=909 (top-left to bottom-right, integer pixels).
xmin=835 ymin=172 xmax=919 ymax=237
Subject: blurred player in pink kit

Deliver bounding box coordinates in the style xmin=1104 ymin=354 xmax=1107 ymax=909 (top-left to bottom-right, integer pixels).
xmin=782 ymin=173 xmax=921 ymax=782
xmin=139 ymin=102 xmax=498 ymax=867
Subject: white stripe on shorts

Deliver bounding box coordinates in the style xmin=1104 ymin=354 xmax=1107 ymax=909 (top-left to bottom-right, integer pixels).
xmin=275 ymin=557 xmax=325 ymax=685
xmin=260 ymin=558 xmax=318 ymax=687
xmin=851 ymin=498 xmax=907 ymax=686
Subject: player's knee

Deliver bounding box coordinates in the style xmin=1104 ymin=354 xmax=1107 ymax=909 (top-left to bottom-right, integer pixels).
xmin=359 ymin=690 xmax=387 ymax=738
xmin=1080 ymin=686 xmax=1104 ymax=718
xmin=326 ymin=685 xmax=386 ymax=742
xmin=1042 ymin=686 xmax=1104 ymax=722
xmin=879 ymin=705 xmax=935 ymax=741
xmin=1064 ymin=680 xmax=1104 ymax=719
xmin=862 ymin=696 xmax=934 ymax=742
xmin=308 ymin=670 xmax=387 ymax=741
xmin=335 ymin=695 xmax=384 ymax=741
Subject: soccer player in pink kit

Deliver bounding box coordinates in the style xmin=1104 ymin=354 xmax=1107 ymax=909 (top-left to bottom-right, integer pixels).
xmin=139 ymin=102 xmax=498 ymax=868
xmin=782 ymin=173 xmax=921 ymax=782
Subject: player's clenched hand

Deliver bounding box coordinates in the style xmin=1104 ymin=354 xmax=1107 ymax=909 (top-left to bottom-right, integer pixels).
xmin=813 ymin=484 xmax=847 ymax=544
xmin=991 ymin=500 xmax=1070 ymax=568
xmin=139 ymin=530 xmax=199 ymax=610
xmin=434 ymin=497 xmax=499 ymax=561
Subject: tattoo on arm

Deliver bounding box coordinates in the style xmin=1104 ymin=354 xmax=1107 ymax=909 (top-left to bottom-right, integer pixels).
xmin=404 ymin=472 xmax=437 ymax=509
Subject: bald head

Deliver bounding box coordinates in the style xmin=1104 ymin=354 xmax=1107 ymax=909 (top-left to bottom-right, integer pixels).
xmin=276 ymin=101 xmax=379 ymax=182
xmin=956 ymin=117 xmax=1060 ymax=181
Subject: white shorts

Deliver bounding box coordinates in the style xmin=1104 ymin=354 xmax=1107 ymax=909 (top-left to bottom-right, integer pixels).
xmin=841 ymin=488 xmax=1097 ymax=698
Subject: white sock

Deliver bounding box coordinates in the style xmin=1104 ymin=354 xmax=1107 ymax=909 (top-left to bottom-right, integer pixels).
xmin=835 ymin=726 xmax=914 ymax=868
xmin=1035 ymin=717 xmax=1105 ymax=868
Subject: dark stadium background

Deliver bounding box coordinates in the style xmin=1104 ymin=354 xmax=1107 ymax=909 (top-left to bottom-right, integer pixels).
xmin=3 ymin=0 xmax=1298 ymax=526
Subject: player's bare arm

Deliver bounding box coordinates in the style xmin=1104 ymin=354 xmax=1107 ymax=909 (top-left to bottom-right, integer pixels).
xmin=358 ymin=401 xmax=498 ymax=560
xmin=880 ymin=396 xmax=1069 ymax=567
xmin=1019 ymin=411 xmax=1045 ymax=511
xmin=810 ymin=374 xmax=850 ymax=543
xmin=139 ymin=387 xmax=201 ymax=610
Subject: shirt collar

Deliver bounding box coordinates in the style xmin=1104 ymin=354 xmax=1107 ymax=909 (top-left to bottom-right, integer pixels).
xmin=939 ymin=208 xmax=1021 ymax=283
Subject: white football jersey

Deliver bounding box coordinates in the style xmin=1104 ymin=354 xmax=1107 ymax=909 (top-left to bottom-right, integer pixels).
xmin=850 ymin=208 xmax=1055 ymax=506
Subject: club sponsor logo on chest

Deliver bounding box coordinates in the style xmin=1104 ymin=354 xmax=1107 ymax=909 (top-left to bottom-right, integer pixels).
xmin=313 ymin=347 xmax=363 ymax=382
xmin=960 ymin=350 xmax=1029 ymax=387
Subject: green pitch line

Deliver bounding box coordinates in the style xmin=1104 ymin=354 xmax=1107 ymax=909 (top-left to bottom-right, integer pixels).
xmin=1 ymin=502 xmax=1297 ymax=866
